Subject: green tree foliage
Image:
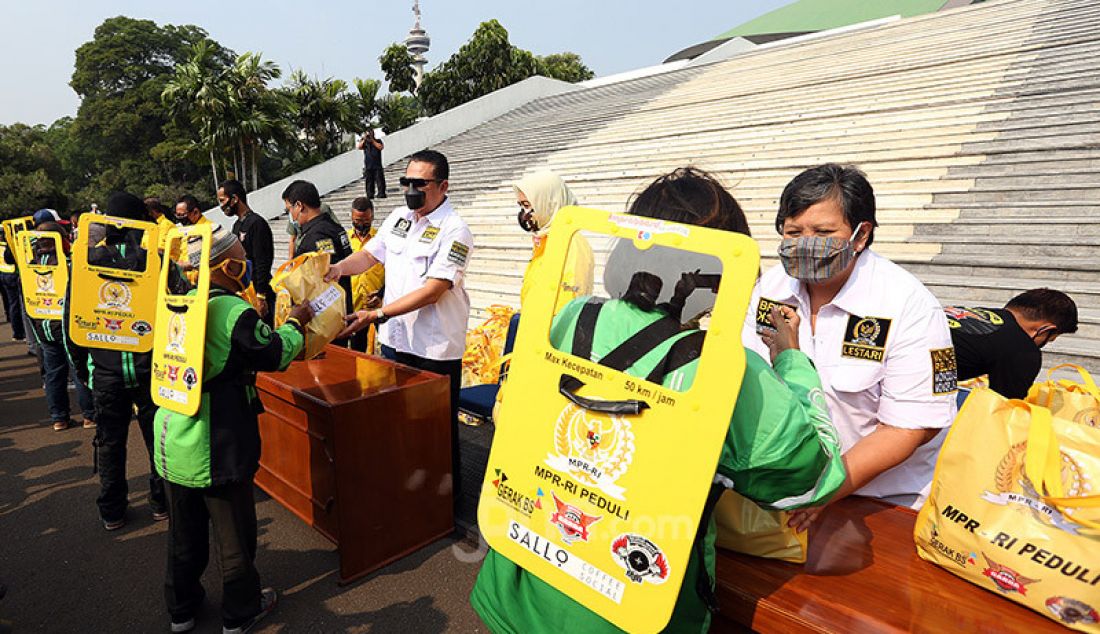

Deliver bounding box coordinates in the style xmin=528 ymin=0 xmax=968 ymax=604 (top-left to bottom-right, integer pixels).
xmin=376 ymin=94 xmax=421 ymax=134
xmin=0 ymin=124 xmax=68 ymax=217
xmin=69 ymin=17 xmax=233 ymax=206
xmin=414 ymin=20 xmax=594 ymax=116
xmin=537 ymin=52 xmax=595 ymax=83
xmin=380 ymin=43 xmax=418 ymax=95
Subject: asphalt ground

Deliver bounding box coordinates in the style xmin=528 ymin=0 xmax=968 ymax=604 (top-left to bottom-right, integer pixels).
xmin=0 ymin=318 xmax=491 ymax=634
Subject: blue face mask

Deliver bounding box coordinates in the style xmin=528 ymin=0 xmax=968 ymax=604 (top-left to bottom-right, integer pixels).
xmin=241 ymin=259 xmax=253 ymax=289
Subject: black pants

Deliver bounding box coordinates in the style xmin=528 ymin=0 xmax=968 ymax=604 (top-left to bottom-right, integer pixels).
xmin=364 ymin=167 xmax=386 ymax=198
xmin=165 ymin=480 xmax=261 ymax=628
xmin=380 ymin=345 xmax=462 ymax=517
xmin=94 ymin=376 xmax=166 ymax=521
xmin=348 ymin=327 xmax=370 ymax=353
xmin=0 ymin=273 xmax=23 ymax=338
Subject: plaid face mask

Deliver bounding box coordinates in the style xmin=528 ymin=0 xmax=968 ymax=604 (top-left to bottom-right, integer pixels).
xmin=777 ymin=228 xmax=863 ymax=283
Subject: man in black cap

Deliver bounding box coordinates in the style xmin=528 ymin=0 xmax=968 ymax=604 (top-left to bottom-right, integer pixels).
xmin=69 ymin=191 xmax=167 ymax=530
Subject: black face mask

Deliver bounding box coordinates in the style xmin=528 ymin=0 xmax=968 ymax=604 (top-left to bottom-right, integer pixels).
xmin=404 ymin=189 xmax=426 ymax=211
xmin=176 ymin=216 xmax=193 ymax=226
xmin=517 ymin=207 xmax=539 ymax=233
xmin=352 ymin=222 xmax=371 ymax=233
xmin=220 ymin=200 xmax=236 ymax=216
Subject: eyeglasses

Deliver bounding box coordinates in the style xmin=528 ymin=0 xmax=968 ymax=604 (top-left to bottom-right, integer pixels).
xmin=399 ymin=177 xmax=439 ymax=189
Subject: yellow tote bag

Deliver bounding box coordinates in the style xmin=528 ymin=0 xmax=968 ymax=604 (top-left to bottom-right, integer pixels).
xmin=714 ymin=490 xmax=807 ymax=563
xmin=1028 ymin=364 xmax=1100 ymax=429
xmin=915 ymin=388 xmax=1100 ymax=631
xmin=271 ymin=252 xmax=345 ymax=360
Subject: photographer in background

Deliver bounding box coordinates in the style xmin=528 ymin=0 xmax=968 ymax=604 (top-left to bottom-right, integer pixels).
xmin=357 ymin=128 xmax=386 ymax=199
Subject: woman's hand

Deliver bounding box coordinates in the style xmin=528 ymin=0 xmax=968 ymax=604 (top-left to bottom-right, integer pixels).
xmin=288 ymin=301 xmax=314 ymax=327
xmin=760 ymin=305 xmax=800 ymax=362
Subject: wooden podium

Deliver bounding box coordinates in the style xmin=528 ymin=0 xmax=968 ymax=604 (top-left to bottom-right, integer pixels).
xmin=254 ymin=345 xmax=453 ymax=584
xmin=713 ymin=497 xmax=1064 ymax=633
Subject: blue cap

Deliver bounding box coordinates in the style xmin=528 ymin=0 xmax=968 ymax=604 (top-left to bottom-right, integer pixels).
xmin=33 ymin=209 xmax=61 ymax=227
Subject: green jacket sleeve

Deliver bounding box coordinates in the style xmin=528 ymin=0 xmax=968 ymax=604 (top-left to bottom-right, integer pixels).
xmin=718 ymin=348 xmax=846 ymax=510
xmin=230 ymin=309 xmax=303 ymax=372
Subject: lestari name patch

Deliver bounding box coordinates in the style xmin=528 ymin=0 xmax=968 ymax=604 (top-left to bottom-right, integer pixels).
xmin=841 ymin=315 xmax=892 ymax=362
xmin=447 ymin=241 xmax=470 ymax=266
xmin=755 ymin=297 xmax=798 ymax=334
xmin=930 ymin=347 xmax=958 ymax=395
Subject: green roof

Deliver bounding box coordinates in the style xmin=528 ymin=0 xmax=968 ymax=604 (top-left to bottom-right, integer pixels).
xmin=716 ymin=0 xmax=949 ymax=39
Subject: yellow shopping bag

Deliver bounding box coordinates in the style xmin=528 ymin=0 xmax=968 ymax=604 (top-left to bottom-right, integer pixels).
xmin=271 ymin=252 xmax=345 ymax=360
xmin=714 ymin=490 xmax=807 ymax=563
xmin=915 ymin=388 xmax=1100 ymax=631
xmin=1028 ymin=364 xmax=1100 ymax=429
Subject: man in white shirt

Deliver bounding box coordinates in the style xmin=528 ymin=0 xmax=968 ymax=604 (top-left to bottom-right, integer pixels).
xmin=742 ymin=164 xmax=957 ymax=530
xmin=326 ymin=149 xmax=473 ymax=521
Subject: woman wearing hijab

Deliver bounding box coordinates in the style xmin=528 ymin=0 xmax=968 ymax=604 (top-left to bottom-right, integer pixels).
xmin=514 ymin=171 xmax=594 ymax=313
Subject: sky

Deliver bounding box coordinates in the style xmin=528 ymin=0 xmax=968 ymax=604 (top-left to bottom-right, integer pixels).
xmin=0 ymin=0 xmax=795 ymax=126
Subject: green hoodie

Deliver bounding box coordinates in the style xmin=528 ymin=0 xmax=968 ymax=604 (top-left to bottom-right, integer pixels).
xmin=471 ymin=298 xmax=845 ymax=633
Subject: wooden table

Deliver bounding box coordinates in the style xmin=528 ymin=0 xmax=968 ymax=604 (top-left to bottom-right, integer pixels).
xmin=713 ymin=497 xmax=1064 ymax=633
xmin=254 ymin=345 xmax=453 ymax=584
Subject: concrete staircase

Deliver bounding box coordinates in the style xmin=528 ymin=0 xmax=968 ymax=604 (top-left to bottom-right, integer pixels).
xmin=290 ymin=0 xmax=1099 ymax=372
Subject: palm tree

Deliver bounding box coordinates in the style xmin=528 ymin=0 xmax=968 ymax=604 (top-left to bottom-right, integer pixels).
xmin=227 ymin=53 xmax=284 ymax=190
xmin=162 ymin=41 xmax=233 ymax=190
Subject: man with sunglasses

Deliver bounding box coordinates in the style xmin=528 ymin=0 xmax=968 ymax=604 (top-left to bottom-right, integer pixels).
xmin=325 ymin=149 xmax=473 ymax=522
xmin=174 ymin=195 xmax=211 ymax=227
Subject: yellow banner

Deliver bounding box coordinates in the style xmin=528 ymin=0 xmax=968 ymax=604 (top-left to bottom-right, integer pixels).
xmin=68 ymin=214 xmax=160 ymax=352
xmin=151 ymin=225 xmax=211 ymax=416
xmin=17 ymin=231 xmax=69 ymax=320
xmin=478 ymin=206 xmax=759 ymax=633
xmin=1 ymin=217 xmax=33 ymax=274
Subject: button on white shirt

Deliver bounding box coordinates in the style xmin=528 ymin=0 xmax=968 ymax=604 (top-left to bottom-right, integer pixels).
xmin=742 ymin=250 xmax=957 ymax=507
xmin=364 ymin=198 xmax=473 ymax=360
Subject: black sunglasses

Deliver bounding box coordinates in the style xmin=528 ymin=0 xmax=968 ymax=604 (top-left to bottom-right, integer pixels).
xmin=399 ymin=177 xmax=439 ymax=189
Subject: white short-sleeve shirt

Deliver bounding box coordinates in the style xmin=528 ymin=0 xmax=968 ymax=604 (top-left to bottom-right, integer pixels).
xmin=741 ymin=250 xmax=957 ymax=507
xmin=364 ymin=198 xmax=473 ymax=360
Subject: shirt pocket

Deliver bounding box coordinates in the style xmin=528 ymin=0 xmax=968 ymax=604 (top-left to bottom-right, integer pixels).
xmin=828 ymin=361 xmax=886 ymax=396
xmin=410 ymin=240 xmax=440 ymax=278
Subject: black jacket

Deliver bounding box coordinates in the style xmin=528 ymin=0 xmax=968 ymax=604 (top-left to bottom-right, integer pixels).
xmin=297 ymin=212 xmax=355 ymax=313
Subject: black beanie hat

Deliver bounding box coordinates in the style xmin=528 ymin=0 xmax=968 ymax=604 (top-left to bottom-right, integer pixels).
xmin=105 ymin=191 xmax=147 ymax=221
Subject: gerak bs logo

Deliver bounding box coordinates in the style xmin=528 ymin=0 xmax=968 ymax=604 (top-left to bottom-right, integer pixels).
xmin=545 ymin=403 xmax=635 ymax=501
xmin=981 ymin=552 xmax=1037 ymax=595
xmin=549 ymin=493 xmax=601 ymax=545
xmin=491 ymin=469 xmax=543 ymax=517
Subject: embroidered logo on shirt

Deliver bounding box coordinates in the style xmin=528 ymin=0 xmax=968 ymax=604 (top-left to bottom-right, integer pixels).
xmin=419 ymin=226 xmax=440 ymax=244
xmin=930 ymin=347 xmax=958 ymax=394
xmin=841 ymin=315 xmax=891 ymax=362
xmin=316 ymin=238 xmax=335 ymax=254
xmin=447 ymin=241 xmax=470 ymax=266
xmin=392 ymin=218 xmax=412 ymax=238
xmin=755 ymin=297 xmax=798 ymax=334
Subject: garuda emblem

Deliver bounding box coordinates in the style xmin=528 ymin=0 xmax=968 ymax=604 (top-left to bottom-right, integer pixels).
xmin=545 ymin=403 xmax=635 ymax=500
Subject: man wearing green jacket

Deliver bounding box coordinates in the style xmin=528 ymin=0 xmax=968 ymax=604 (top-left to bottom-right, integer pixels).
xmin=153 ymin=227 xmax=313 ymax=634
xmin=470 ymin=167 xmax=846 ymax=633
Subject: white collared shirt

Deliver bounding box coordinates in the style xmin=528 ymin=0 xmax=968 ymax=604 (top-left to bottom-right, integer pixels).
xmin=364 ymin=198 xmax=473 ymax=360
xmin=741 ymin=249 xmax=957 ymax=507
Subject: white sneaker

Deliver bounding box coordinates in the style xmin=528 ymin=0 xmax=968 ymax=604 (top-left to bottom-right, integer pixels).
xmin=170 ymin=617 xmax=195 ymax=633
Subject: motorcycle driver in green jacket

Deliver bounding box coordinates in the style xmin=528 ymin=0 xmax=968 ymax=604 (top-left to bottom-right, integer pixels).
xmin=153 ymin=227 xmax=313 ymax=634
xmin=470 ymin=167 xmax=846 ymax=633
